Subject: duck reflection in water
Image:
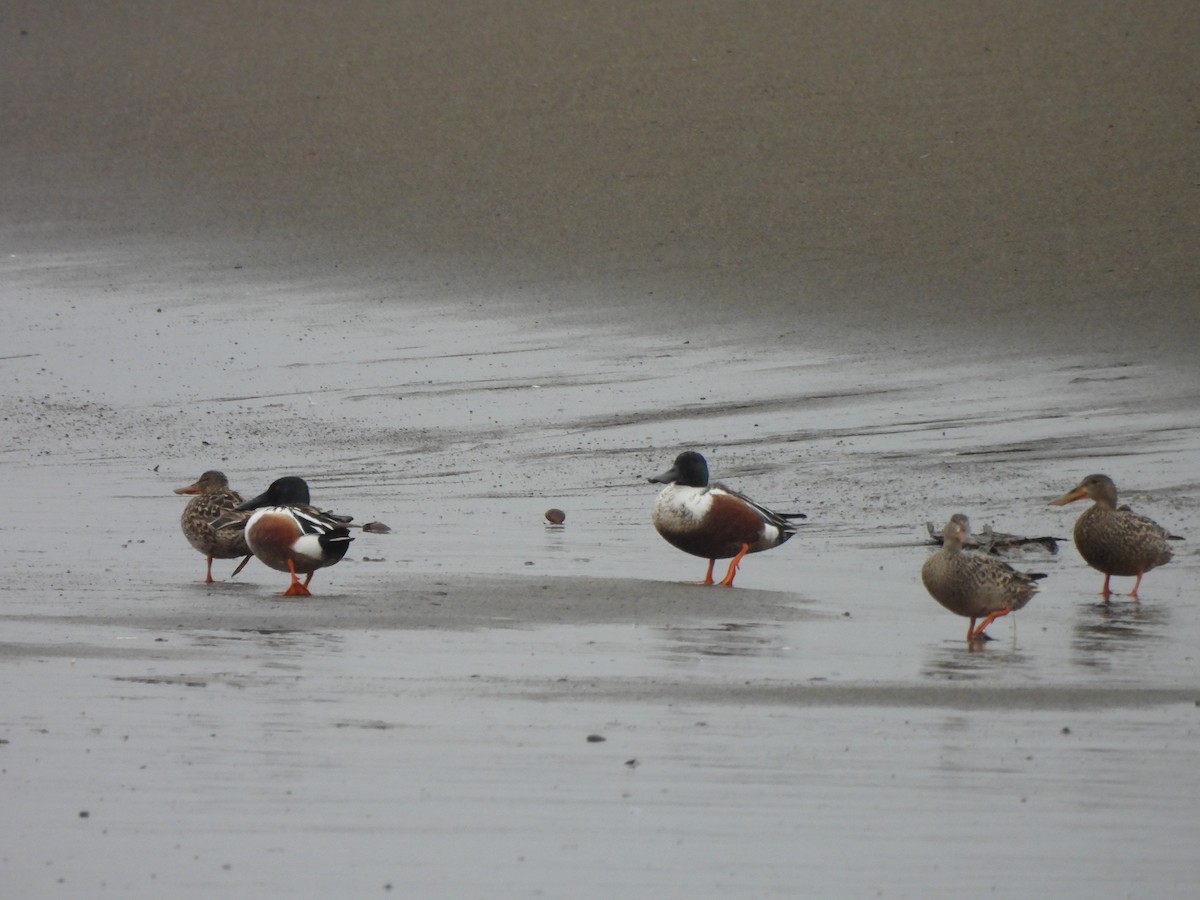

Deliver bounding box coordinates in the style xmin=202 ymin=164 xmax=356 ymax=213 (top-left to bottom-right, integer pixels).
xmin=1071 ymin=600 xmax=1167 ymax=670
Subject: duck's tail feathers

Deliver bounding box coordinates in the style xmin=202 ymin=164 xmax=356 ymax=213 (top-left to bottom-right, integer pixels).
xmin=318 ymin=529 xmax=354 ymax=563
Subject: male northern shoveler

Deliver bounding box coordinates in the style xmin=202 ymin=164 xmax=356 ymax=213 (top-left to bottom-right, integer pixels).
xmin=213 ymin=476 xmax=354 ymax=597
xmin=648 ymin=451 xmax=805 ymax=587
xmin=1050 ymin=474 xmax=1179 ymax=599
xmin=922 ymin=517 xmax=1046 ymax=641
xmin=174 ymin=470 xmax=253 ymax=583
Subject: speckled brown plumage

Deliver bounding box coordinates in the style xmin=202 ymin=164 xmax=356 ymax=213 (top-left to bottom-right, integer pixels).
xmin=175 ymin=470 xmax=252 ymax=583
xmin=1051 ymin=474 xmax=1177 ymax=598
xmin=922 ymin=517 xmax=1045 ymax=641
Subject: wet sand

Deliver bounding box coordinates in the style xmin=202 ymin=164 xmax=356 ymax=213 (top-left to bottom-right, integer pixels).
xmin=3 ymin=3 xmax=1200 ymax=898
xmin=4 ymin=261 xmax=1199 ymax=899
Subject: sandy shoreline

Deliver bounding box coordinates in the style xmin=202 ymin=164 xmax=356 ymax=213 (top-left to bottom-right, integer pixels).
xmin=4 ymin=268 xmax=1199 ymax=896
xmin=4 ymin=236 xmax=1199 ymax=895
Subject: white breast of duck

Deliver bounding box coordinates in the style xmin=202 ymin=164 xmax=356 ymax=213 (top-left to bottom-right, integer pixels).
xmin=653 ymin=483 xmax=714 ymax=528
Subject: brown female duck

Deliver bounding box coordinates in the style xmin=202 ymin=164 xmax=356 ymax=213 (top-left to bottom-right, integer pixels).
xmin=175 ymin=470 xmax=253 ymax=583
xmin=922 ymin=517 xmax=1046 ymax=641
xmin=1050 ymin=474 xmax=1178 ymax=599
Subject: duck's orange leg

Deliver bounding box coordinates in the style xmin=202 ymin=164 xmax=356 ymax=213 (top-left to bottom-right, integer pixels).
xmin=203 ymin=555 xmax=216 ymax=584
xmin=230 ymin=554 xmax=253 ymax=578
xmin=281 ymin=559 xmax=312 ymax=597
xmin=1100 ymin=573 xmax=1113 ymax=599
xmin=966 ymin=617 xmax=977 ymax=642
xmin=718 ymin=544 xmax=751 ymax=587
xmin=685 ymin=559 xmax=716 ymax=585
xmin=1129 ymin=571 xmax=1144 ymax=600
xmin=971 ymin=608 xmax=1011 ymax=639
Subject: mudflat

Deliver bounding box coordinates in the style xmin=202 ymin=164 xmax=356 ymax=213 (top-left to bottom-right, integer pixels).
xmin=2 ymin=3 xmax=1198 ymax=898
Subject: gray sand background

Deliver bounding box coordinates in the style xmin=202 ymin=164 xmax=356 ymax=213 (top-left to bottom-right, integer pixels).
xmin=2 ymin=3 xmax=1199 ymax=898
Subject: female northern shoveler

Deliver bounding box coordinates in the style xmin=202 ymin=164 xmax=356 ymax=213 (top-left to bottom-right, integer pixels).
xmin=648 ymin=451 xmax=804 ymax=587
xmin=922 ymin=517 xmax=1045 ymax=641
xmin=174 ymin=470 xmax=252 ymax=583
xmin=1050 ymin=474 xmax=1179 ymax=599
xmin=214 ymin=476 xmax=354 ymax=597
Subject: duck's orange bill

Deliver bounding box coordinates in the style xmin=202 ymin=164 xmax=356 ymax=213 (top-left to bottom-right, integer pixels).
xmin=1049 ymin=487 xmax=1088 ymax=506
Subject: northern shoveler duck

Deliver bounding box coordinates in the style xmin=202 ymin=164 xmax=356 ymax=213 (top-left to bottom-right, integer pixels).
xmin=1050 ymin=474 xmax=1179 ymax=599
xmin=648 ymin=451 xmax=805 ymax=586
xmin=174 ymin=470 xmax=252 ymax=583
xmin=213 ymin=476 xmax=354 ymax=597
xmin=922 ymin=517 xmax=1046 ymax=641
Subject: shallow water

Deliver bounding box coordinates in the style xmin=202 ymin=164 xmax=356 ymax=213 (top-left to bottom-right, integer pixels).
xmin=3 ymin=243 xmax=1199 ymax=898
